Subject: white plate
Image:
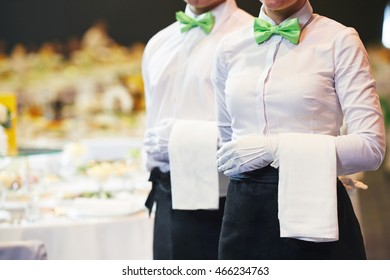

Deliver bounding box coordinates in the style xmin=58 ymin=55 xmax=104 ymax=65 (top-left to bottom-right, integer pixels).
xmin=0 ymin=209 xmax=11 ymax=222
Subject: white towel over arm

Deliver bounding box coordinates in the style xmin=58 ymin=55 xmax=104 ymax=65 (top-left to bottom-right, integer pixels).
xmin=278 ymin=133 xmax=339 ymax=242
xmin=168 ymin=120 xmax=221 ymax=210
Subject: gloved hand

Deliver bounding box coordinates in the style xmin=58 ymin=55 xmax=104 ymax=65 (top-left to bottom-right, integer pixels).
xmin=217 ymin=134 xmax=278 ymax=176
xmin=143 ymin=118 xmax=176 ymax=162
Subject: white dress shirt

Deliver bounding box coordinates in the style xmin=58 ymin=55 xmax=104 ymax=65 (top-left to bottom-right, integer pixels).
xmin=142 ymin=0 xmax=253 ymax=173
xmin=212 ymin=1 xmax=386 ymax=176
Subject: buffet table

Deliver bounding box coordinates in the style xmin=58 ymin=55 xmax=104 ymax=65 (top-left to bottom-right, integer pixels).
xmin=0 ymin=166 xmax=154 ymax=260
xmin=0 ymin=138 xmax=154 ymax=260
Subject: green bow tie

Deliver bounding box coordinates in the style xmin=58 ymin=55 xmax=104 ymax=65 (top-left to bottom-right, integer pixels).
xmin=254 ymin=18 xmax=301 ymax=45
xmin=176 ymin=11 xmax=215 ymax=35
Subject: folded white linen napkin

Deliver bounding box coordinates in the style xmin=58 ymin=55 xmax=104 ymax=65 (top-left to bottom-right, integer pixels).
xmin=278 ymin=133 xmax=338 ymax=242
xmin=169 ymin=120 xmax=220 ymax=210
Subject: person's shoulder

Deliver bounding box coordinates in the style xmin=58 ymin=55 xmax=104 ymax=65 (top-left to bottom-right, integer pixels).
xmin=217 ymin=8 xmax=253 ymax=35
xmin=313 ymin=14 xmax=355 ymax=33
xmin=222 ymin=20 xmax=253 ymax=43
xmin=230 ymin=8 xmax=254 ymax=24
xmin=217 ymin=22 xmax=254 ymax=54
xmin=143 ymin=22 xmax=179 ymax=60
xmin=312 ymin=14 xmax=360 ymax=39
xmin=224 ymin=6 xmax=254 ymax=35
xmin=145 ymin=21 xmax=179 ymax=48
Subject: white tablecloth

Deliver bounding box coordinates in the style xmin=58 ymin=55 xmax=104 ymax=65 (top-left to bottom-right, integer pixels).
xmin=0 ymin=137 xmax=154 ymax=260
xmin=0 ymin=211 xmax=153 ymax=260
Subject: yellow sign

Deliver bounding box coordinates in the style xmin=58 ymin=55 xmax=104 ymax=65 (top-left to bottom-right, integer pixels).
xmin=0 ymin=93 xmax=18 ymax=156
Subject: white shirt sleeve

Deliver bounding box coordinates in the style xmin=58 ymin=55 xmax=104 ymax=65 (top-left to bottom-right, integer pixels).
xmin=333 ymin=28 xmax=386 ymax=175
xmin=212 ymin=41 xmax=233 ymax=144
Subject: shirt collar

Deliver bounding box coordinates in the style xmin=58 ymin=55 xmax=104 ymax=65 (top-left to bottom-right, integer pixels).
xmin=184 ymin=0 xmax=237 ymax=31
xmin=258 ymin=0 xmax=313 ymax=28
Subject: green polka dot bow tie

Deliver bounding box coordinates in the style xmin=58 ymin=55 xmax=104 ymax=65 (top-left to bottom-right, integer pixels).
xmin=176 ymin=11 xmax=215 ymax=35
xmin=254 ymin=17 xmax=301 ymax=45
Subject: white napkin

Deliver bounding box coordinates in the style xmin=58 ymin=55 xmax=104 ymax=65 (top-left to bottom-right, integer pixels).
xmin=278 ymin=133 xmax=338 ymax=242
xmin=169 ymin=120 xmax=220 ymax=210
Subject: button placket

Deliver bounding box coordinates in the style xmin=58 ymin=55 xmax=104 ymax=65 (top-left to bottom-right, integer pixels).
xmin=255 ymin=37 xmax=282 ymax=135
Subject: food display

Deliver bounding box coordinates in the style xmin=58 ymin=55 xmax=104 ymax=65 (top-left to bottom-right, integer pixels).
xmin=0 ymin=24 xmax=146 ymax=152
xmin=0 ymin=25 xmax=150 ymax=224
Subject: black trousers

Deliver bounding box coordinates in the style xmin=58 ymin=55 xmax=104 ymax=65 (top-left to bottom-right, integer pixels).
xmin=145 ymin=168 xmax=226 ymax=260
xmin=219 ymin=166 xmax=367 ymax=260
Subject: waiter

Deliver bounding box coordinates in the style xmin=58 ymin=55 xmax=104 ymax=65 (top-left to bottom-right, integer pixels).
xmin=142 ymin=0 xmax=252 ymax=259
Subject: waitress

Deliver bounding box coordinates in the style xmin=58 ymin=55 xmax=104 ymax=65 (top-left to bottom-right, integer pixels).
xmin=213 ymin=0 xmax=386 ymax=259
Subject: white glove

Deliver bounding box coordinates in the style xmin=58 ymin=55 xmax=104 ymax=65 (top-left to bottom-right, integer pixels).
xmin=217 ymin=134 xmax=278 ymax=176
xmin=143 ymin=118 xmax=176 ymax=162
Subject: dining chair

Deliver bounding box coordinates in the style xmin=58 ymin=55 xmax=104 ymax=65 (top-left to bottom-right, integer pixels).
xmin=0 ymin=240 xmax=48 ymax=260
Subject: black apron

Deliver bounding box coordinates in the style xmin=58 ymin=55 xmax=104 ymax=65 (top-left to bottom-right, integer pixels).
xmin=145 ymin=167 xmax=226 ymax=260
xmin=219 ymin=166 xmax=366 ymax=260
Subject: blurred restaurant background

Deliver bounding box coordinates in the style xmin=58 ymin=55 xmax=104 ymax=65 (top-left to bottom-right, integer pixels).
xmin=0 ymin=0 xmax=389 ymax=260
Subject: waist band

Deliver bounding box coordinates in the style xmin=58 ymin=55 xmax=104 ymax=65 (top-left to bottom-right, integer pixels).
xmin=145 ymin=168 xmax=171 ymax=215
xmin=229 ymin=165 xmax=279 ymax=184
